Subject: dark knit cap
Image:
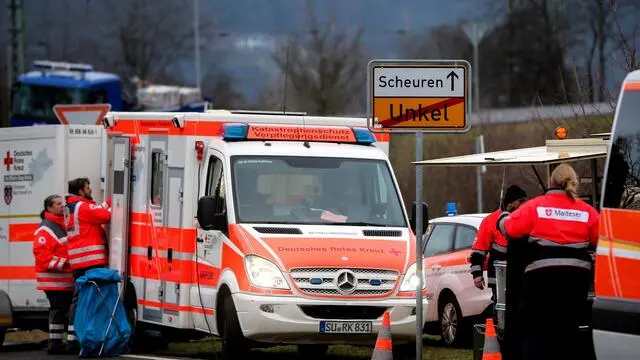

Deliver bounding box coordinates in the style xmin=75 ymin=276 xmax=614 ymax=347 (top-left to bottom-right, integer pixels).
xmin=502 ymin=185 xmax=527 ymax=209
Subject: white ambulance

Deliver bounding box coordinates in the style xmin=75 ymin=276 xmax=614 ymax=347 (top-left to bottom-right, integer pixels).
xmin=0 ymin=110 xmax=428 ymax=359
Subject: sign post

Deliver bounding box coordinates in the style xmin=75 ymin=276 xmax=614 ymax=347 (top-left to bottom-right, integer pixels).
xmin=367 ymin=59 xmax=471 ymax=360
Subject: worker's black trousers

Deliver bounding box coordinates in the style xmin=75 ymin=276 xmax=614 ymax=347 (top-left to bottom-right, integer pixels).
xmin=44 ymin=290 xmax=73 ymax=346
xmin=518 ymin=267 xmax=592 ymax=360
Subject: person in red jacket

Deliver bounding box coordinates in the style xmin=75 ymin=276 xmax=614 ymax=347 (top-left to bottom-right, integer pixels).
xmin=497 ymin=163 xmax=599 ymax=360
xmin=470 ymin=185 xmax=527 ymax=299
xmin=64 ymin=177 xmax=111 ymax=353
xmin=33 ymin=194 xmax=75 ymax=354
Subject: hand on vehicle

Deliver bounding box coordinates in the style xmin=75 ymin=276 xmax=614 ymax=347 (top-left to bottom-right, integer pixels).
xmin=102 ymin=197 xmax=112 ymax=209
xmin=473 ymin=276 xmax=485 ymax=290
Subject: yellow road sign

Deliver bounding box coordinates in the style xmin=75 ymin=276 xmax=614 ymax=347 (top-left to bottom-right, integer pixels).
xmin=368 ymin=60 xmax=471 ymax=133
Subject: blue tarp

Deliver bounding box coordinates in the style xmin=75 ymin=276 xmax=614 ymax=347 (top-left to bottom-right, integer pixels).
xmin=74 ymin=268 xmax=131 ymax=357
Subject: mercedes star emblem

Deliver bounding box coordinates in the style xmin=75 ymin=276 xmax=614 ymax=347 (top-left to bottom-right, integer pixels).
xmin=335 ymin=269 xmax=357 ymax=294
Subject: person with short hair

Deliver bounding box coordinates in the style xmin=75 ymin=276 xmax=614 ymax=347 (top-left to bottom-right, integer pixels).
xmin=64 ymin=177 xmax=111 ymax=353
xmin=33 ymin=194 xmax=74 ymax=354
xmin=470 ymin=185 xmax=528 ymax=298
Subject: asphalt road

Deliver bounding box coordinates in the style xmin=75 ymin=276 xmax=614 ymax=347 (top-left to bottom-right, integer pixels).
xmin=0 ymin=341 xmax=202 ymax=360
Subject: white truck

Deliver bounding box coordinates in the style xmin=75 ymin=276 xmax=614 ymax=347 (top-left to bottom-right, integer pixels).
xmin=0 ymin=110 xmax=428 ymax=359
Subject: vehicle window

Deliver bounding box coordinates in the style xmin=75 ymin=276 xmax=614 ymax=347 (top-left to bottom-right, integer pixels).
xmin=454 ymin=225 xmax=476 ymax=250
xmin=424 ymin=224 xmax=455 ymax=257
xmin=87 ymin=89 xmax=108 ymax=104
xmin=205 ymin=155 xmax=226 ymax=214
xmin=150 ymin=151 xmax=164 ymax=206
xmin=11 ymin=83 xmax=97 ymax=120
xmin=205 ymin=156 xmax=222 ymax=196
xmin=231 ymin=156 xmax=406 ymax=226
xmin=602 ymin=90 xmax=640 ymax=209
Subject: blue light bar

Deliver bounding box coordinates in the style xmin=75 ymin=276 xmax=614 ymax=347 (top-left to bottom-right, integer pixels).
xmin=222 ymin=123 xmax=249 ymax=140
xmin=32 ymin=60 xmax=94 ymax=73
xmin=352 ymin=128 xmax=377 ymax=144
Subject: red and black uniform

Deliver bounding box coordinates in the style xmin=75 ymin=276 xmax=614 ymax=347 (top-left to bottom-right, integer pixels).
xmin=498 ymin=189 xmax=599 ymax=360
xmin=470 ymin=209 xmax=508 ymax=302
xmin=64 ymin=194 xmax=111 ymax=351
xmin=33 ymin=212 xmax=75 ymax=353
xmin=64 ymin=195 xmax=111 ymax=270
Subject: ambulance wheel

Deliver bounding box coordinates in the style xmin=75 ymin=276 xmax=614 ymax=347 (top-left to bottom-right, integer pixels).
xmin=0 ymin=328 xmax=5 ymax=347
xmin=221 ymin=295 xmax=247 ymax=359
xmin=126 ymin=305 xmax=168 ymax=353
xmin=127 ymin=306 xmax=137 ymax=337
xmin=438 ymin=293 xmax=469 ymax=347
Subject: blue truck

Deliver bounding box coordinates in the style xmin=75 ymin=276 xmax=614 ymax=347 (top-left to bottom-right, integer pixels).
xmin=9 ymin=60 xmax=208 ymax=127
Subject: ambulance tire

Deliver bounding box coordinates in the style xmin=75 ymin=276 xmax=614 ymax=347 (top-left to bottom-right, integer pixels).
xmin=126 ymin=305 xmax=143 ymax=352
xmin=0 ymin=328 xmax=5 ymax=348
xmin=438 ymin=293 xmax=470 ymax=348
xmin=125 ymin=297 xmax=168 ymax=353
xmin=221 ymin=295 xmax=247 ymax=359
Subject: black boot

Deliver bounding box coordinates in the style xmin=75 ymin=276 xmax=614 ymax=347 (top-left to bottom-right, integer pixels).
xmin=47 ymin=339 xmax=66 ymax=355
xmin=65 ymin=340 xmax=80 ymax=355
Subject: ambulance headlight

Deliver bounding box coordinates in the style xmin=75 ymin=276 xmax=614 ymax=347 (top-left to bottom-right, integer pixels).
xmin=244 ymin=255 xmax=290 ymax=290
xmin=399 ymin=262 xmax=426 ymax=292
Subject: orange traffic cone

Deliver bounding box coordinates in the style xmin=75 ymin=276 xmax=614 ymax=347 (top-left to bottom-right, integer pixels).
xmin=371 ymin=311 xmax=393 ymax=360
xmin=482 ymin=317 xmax=502 ymax=360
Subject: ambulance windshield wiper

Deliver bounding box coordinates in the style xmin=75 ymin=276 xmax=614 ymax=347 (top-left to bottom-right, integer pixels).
xmin=333 ymin=222 xmax=391 ymax=227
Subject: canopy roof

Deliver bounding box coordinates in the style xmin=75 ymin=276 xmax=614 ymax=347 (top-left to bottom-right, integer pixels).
xmin=413 ymin=138 xmax=609 ymax=167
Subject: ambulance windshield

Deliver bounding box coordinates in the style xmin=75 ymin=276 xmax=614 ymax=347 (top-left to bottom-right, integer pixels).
xmin=231 ymin=156 xmax=407 ymax=227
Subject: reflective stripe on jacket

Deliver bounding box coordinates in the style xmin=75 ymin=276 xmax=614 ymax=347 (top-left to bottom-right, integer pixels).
xmin=33 ymin=213 xmax=73 ymax=291
xmin=498 ymin=189 xmax=599 ymax=273
xmin=64 ymin=195 xmax=111 ymax=270
xmin=470 ymin=209 xmax=508 ymax=282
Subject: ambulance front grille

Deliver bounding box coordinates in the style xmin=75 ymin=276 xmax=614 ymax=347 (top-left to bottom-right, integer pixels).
xmin=362 ymin=229 xmax=402 ymax=237
xmin=289 ymin=267 xmax=398 ymax=297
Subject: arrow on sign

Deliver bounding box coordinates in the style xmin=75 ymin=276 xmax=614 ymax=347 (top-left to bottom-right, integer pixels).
xmin=446 ymin=71 xmax=459 ymax=92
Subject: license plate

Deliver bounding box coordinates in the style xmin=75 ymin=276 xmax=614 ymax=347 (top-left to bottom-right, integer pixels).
xmin=319 ymin=321 xmax=372 ymax=334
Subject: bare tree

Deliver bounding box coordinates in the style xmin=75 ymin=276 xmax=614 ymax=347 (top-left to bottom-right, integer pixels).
xmin=201 ymin=71 xmax=245 ymax=109
xmin=269 ymin=4 xmax=367 ymax=116
xmin=610 ymin=3 xmax=640 ymax=72
xmin=572 ymin=0 xmax=636 ymax=102
xmin=95 ymin=0 xmax=215 ymax=83
xmin=399 ymin=25 xmax=471 ymax=60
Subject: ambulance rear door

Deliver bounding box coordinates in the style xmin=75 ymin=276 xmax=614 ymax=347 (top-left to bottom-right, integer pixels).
xmin=105 ymin=134 xmax=132 ymax=295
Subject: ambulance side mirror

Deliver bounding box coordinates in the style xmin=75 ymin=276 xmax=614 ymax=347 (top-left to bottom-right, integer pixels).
xmin=197 ymin=196 xmax=217 ymax=231
xmin=197 ymin=196 xmax=227 ymax=232
xmin=410 ymin=201 xmax=429 ymax=235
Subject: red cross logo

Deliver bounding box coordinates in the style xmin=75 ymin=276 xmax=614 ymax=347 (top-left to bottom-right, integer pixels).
xmin=389 ymin=248 xmax=401 ymax=256
xmin=3 ymin=151 xmax=13 ymax=172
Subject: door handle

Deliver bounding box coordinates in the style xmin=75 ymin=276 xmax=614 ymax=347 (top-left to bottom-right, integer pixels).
xmin=168 ymin=248 xmax=173 ymax=263
xmin=147 ymin=246 xmax=152 ymax=260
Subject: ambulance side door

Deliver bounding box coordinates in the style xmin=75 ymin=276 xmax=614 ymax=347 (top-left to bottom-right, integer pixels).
xmin=192 ymin=150 xmax=228 ymax=332
xmin=143 ymin=135 xmax=168 ymax=323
